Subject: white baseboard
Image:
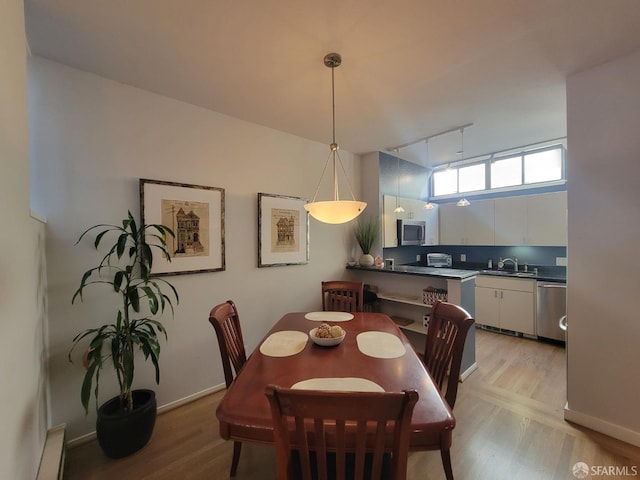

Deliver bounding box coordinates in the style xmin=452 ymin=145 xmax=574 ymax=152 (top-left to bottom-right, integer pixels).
xmin=37 ymin=424 xmax=66 ymax=480
xmin=66 ymin=383 xmax=226 ymax=448
xmin=157 ymin=384 xmax=225 ymax=414
xmin=564 ymin=405 xmax=640 ymax=448
xmin=460 ymin=362 xmax=478 ymax=382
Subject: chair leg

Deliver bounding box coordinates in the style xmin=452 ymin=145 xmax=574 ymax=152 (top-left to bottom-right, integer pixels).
xmin=230 ymin=441 xmax=242 ymax=477
xmin=440 ymin=447 xmax=454 ymax=480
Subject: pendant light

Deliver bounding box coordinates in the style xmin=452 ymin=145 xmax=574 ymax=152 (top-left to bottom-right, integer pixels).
xmin=304 ymin=53 xmax=367 ymax=224
xmin=456 ymin=127 xmax=470 ymax=207
xmin=393 ymin=149 xmax=405 ymax=213
xmin=423 ymin=140 xmax=435 ymax=210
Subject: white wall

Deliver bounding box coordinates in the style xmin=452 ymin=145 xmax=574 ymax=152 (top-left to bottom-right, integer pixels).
xmin=28 ymin=57 xmax=362 ymax=441
xmin=566 ymin=49 xmax=640 ymax=445
xmin=0 ymin=1 xmax=49 ymax=478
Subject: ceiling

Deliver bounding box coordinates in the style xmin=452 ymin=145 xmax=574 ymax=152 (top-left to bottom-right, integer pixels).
xmin=24 ymin=0 xmax=640 ymax=167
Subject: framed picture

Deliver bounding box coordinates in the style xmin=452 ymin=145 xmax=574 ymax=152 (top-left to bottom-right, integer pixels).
xmin=140 ymin=178 xmax=225 ymax=275
xmin=258 ymin=193 xmax=309 ymax=267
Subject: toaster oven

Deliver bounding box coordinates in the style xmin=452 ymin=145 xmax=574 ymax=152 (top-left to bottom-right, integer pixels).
xmin=427 ymin=253 xmax=452 ymax=268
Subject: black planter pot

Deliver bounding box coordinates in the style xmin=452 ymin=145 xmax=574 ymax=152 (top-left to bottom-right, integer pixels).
xmin=96 ymin=389 xmax=157 ymax=458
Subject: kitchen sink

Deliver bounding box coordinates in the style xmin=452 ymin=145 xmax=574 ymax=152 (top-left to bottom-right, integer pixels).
xmin=480 ymin=270 xmax=537 ymax=278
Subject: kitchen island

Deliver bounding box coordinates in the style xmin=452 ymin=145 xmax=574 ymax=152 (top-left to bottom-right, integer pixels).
xmin=345 ymin=264 xmax=479 ymax=380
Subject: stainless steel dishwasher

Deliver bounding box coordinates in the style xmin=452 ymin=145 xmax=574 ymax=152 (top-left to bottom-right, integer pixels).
xmin=536 ymin=282 xmax=566 ymax=342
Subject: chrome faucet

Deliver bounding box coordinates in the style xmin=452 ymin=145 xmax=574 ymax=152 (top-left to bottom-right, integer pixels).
xmin=498 ymin=257 xmax=518 ymax=272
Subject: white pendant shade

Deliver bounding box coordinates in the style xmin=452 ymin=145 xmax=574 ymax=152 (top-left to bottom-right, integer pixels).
xmin=304 ymin=200 xmax=367 ymax=224
xmin=306 ymin=53 xmax=367 ymax=225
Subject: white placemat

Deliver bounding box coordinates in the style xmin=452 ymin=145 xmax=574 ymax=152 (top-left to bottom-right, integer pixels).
xmin=291 ymin=377 xmax=384 ymax=392
xmin=305 ymin=311 xmax=354 ymax=322
xmin=356 ymin=331 xmax=407 ymax=359
xmin=259 ymin=331 xmax=308 ymax=357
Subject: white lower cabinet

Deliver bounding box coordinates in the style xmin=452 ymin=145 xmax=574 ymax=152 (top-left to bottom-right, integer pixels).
xmin=475 ymin=276 xmax=535 ymax=335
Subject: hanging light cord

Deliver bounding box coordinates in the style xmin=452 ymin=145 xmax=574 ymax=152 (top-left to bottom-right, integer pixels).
xmin=394 ymin=149 xmax=404 ymax=212
xmin=424 ymin=140 xmax=434 ymax=209
xmin=309 ymin=55 xmax=359 ymax=204
xmin=331 ymin=62 xmax=336 ymax=147
xmin=396 ymin=152 xmax=401 ymax=204
xmin=457 ymin=127 xmax=470 ymax=206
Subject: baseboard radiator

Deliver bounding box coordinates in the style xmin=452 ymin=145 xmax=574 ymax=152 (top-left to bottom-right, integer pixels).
xmin=37 ymin=424 xmax=66 ymax=480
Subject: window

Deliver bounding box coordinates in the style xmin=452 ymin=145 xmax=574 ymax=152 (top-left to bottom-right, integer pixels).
xmin=459 ymin=164 xmax=485 ymax=192
xmin=524 ymin=148 xmax=562 ymax=184
xmin=491 ymin=156 xmax=522 ymax=188
xmin=433 ymin=169 xmax=457 ymax=196
xmin=431 ymin=144 xmax=565 ymax=199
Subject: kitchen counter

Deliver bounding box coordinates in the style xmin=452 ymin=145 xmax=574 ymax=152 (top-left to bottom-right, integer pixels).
xmin=346 ymin=264 xmax=480 ymax=279
xmin=346 ymin=264 xmax=566 ymax=283
xmin=345 ymin=263 xmax=478 ymax=380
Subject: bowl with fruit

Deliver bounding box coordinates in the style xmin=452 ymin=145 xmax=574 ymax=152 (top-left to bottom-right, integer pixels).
xmin=309 ymin=323 xmax=346 ymax=346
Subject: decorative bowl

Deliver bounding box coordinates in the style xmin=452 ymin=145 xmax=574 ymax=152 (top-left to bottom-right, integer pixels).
xmin=309 ymin=327 xmax=346 ymax=347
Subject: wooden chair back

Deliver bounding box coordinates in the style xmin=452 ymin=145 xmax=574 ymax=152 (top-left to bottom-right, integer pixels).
xmin=209 ymin=300 xmax=248 ymax=476
xmin=208 ymin=300 xmax=247 ymax=388
xmin=423 ymin=301 xmax=475 ymax=409
xmin=321 ymin=281 xmax=364 ymax=313
xmin=265 ymin=386 xmax=418 ymax=480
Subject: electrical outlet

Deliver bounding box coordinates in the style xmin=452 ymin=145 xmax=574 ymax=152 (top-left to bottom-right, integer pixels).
xmin=416 ymin=254 xmax=421 ymax=262
xmin=460 ymin=254 xmax=466 ymax=262
xmin=556 ymin=257 xmax=567 ymax=266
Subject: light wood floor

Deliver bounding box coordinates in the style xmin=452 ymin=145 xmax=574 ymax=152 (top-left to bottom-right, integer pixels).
xmin=64 ymin=328 xmax=640 ymax=479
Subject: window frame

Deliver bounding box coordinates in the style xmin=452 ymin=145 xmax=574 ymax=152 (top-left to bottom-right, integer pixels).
xmin=430 ymin=143 xmax=566 ymax=200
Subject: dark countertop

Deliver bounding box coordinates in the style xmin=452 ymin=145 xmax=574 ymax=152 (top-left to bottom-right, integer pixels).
xmin=346 ymin=264 xmax=566 ymax=283
xmin=476 ymin=270 xmax=566 ymax=283
xmin=346 ymin=264 xmax=479 ymax=280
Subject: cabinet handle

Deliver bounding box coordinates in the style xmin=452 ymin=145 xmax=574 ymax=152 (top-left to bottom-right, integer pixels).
xmin=500 ymin=291 xmax=503 ymax=299
xmin=494 ymin=290 xmax=498 ymax=298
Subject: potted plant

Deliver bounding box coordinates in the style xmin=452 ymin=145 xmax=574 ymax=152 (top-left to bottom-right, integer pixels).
xmin=69 ymin=211 xmax=179 ymax=458
xmin=354 ymin=215 xmax=379 ymax=266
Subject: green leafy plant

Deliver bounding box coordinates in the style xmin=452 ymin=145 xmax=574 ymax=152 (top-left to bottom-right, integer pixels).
xmin=69 ymin=211 xmax=179 ymax=414
xmin=354 ymin=215 xmax=379 ymax=254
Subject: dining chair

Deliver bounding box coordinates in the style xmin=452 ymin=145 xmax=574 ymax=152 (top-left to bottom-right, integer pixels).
xmin=265 ymin=385 xmax=419 ymax=480
xmin=321 ymin=280 xmax=364 ymax=313
xmin=423 ymin=300 xmax=475 ymax=410
xmin=208 ymin=300 xmax=247 ymax=477
xmin=362 ymin=285 xmax=379 ymax=312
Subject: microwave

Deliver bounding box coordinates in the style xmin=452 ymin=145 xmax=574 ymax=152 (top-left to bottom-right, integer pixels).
xmin=397 ymin=219 xmax=426 ymax=246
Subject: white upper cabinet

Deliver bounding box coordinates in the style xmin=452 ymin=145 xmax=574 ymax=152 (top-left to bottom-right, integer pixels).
xmin=493 ymin=191 xmax=567 ymax=246
xmin=439 ymin=199 xmax=494 ymax=245
xmin=494 ymin=196 xmax=528 ymax=245
xmin=382 ymin=195 xmax=400 ymax=247
xmin=423 ymin=203 xmax=439 ymax=245
xmin=440 ymin=192 xmax=567 ymax=246
xmin=526 ymin=192 xmax=567 ymax=246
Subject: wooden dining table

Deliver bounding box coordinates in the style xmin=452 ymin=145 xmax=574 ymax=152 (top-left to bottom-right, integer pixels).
xmin=216 ymin=311 xmax=456 ymax=476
